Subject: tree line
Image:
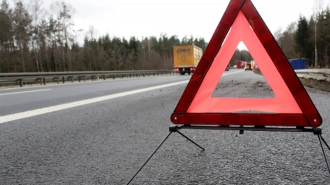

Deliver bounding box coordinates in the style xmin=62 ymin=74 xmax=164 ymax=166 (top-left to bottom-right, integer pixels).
xmin=0 ymin=0 xmax=210 ymax=72
xmin=0 ymin=0 xmax=329 ymax=73
xmin=275 ymin=3 xmax=330 ymax=68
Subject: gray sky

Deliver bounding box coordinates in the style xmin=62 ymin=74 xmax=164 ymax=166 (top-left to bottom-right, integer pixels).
xmin=44 ymin=0 xmax=320 ymax=44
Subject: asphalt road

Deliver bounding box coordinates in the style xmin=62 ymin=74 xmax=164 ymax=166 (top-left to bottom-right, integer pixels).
xmin=1 ymin=69 xmax=329 ymax=184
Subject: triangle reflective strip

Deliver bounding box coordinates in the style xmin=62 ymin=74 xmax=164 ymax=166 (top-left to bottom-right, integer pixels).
xmin=188 ymin=11 xmax=301 ymax=114
xmin=171 ymin=0 xmax=322 ymax=127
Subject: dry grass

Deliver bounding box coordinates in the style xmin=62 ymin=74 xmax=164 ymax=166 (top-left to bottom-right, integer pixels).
xmin=299 ymin=78 xmax=330 ymax=92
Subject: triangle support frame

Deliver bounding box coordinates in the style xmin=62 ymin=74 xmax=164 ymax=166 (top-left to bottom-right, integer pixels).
xmin=126 ymin=125 xmax=330 ymax=184
xmin=127 ymin=0 xmax=328 ymax=184
xmin=174 ymin=125 xmax=330 ymax=176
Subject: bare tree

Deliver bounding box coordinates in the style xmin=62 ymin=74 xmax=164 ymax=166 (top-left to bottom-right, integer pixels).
xmin=313 ymin=0 xmax=325 ymax=67
xmin=274 ymin=22 xmax=298 ymax=59
xmin=86 ymin=25 xmax=97 ymax=41
xmin=28 ymin=0 xmax=46 ymax=72
xmin=12 ymin=1 xmax=32 ymax=72
xmin=50 ymin=1 xmax=75 ymax=71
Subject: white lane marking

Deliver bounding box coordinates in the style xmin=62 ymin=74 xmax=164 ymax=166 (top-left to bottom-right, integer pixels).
xmin=0 ymin=80 xmax=189 ymax=124
xmin=155 ymin=70 xmax=243 ymax=79
xmin=0 ymin=89 xmax=51 ymax=96
xmin=223 ymin=70 xmax=245 ymax=76
xmin=0 ymin=71 xmax=242 ymax=124
xmin=155 ymin=76 xmax=177 ymax=79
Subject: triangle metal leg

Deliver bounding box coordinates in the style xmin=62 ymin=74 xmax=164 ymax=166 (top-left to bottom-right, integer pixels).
xmin=169 ymin=125 xmax=205 ymax=151
xmin=126 ymin=131 xmax=173 ymax=185
xmin=127 ymin=126 xmax=204 ymax=185
xmin=317 ymin=134 xmax=330 ymax=176
xmin=320 ymin=135 xmax=330 ymax=151
xmin=176 ymin=130 xmax=205 ymax=151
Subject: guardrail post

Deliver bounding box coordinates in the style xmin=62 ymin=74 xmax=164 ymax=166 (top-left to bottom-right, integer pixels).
xmin=78 ymin=76 xmax=81 ymax=82
xmin=62 ymin=77 xmax=65 ymax=84
xmin=43 ymin=77 xmax=46 ymax=85
xmin=103 ymin=75 xmax=106 ymax=80
xmin=17 ymin=79 xmax=23 ymax=87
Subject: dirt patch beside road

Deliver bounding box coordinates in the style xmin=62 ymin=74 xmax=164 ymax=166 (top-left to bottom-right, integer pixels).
xmin=299 ymin=78 xmax=330 ymax=92
xmin=253 ymin=68 xmax=330 ymax=92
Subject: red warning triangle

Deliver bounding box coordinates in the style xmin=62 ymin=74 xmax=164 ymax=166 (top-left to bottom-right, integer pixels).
xmin=171 ymin=0 xmax=322 ymax=127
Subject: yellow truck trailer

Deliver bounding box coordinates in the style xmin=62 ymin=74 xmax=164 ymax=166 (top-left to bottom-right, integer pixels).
xmin=173 ymin=45 xmax=203 ymax=75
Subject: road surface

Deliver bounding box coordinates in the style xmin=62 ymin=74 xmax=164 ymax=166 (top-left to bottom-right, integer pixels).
xmin=1 ymin=69 xmax=329 ymax=184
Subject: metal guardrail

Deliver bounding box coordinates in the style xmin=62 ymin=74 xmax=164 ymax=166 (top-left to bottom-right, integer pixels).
xmin=0 ymin=70 xmax=175 ymax=87
xmin=294 ymin=69 xmax=330 ymax=75
xmin=1 ymin=69 xmax=328 ymax=88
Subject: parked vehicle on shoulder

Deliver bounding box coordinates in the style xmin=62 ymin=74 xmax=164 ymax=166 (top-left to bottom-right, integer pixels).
xmin=245 ymin=64 xmax=252 ymax=71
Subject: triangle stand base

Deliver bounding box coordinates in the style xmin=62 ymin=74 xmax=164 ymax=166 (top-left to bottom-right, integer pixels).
xmin=176 ymin=125 xmax=330 ymax=176
xmin=126 ymin=125 xmax=330 ymax=184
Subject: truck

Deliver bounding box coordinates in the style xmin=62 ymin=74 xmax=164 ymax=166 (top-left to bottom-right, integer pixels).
xmin=173 ymin=45 xmax=203 ymax=75
xmin=289 ymin=58 xmax=310 ymax=69
xmin=236 ymin=60 xmax=245 ymax=68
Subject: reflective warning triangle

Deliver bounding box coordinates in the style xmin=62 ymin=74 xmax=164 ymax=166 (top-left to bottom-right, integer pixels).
xmin=171 ymin=0 xmax=322 ymax=127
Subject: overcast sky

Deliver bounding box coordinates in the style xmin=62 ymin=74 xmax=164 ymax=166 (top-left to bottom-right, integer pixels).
xmin=43 ymin=0 xmax=324 ymax=44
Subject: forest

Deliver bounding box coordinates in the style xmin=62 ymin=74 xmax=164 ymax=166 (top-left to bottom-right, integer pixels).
xmin=0 ymin=0 xmax=330 ymax=73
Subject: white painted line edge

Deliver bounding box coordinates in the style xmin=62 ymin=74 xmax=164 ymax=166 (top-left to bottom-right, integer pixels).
xmin=0 ymin=89 xmax=51 ymax=96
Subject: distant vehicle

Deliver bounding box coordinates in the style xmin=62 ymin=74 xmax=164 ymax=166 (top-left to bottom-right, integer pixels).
xmin=245 ymin=64 xmax=252 ymax=71
xmin=233 ymin=65 xmax=237 ymax=68
xmin=250 ymin=60 xmax=255 ymax=70
xmin=289 ymin=58 xmax=310 ymax=69
xmin=236 ymin=61 xmax=245 ymax=68
xmin=225 ymin=65 xmax=230 ymax=71
xmin=173 ymin=45 xmax=203 ymax=75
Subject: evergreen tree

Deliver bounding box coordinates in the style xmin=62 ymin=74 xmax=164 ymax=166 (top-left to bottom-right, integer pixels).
xmin=295 ymin=16 xmax=311 ymax=58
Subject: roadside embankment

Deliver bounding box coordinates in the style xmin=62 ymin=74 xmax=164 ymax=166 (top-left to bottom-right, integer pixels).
xmin=253 ymin=68 xmax=330 ymax=92
xmin=295 ymin=69 xmax=330 ymax=92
